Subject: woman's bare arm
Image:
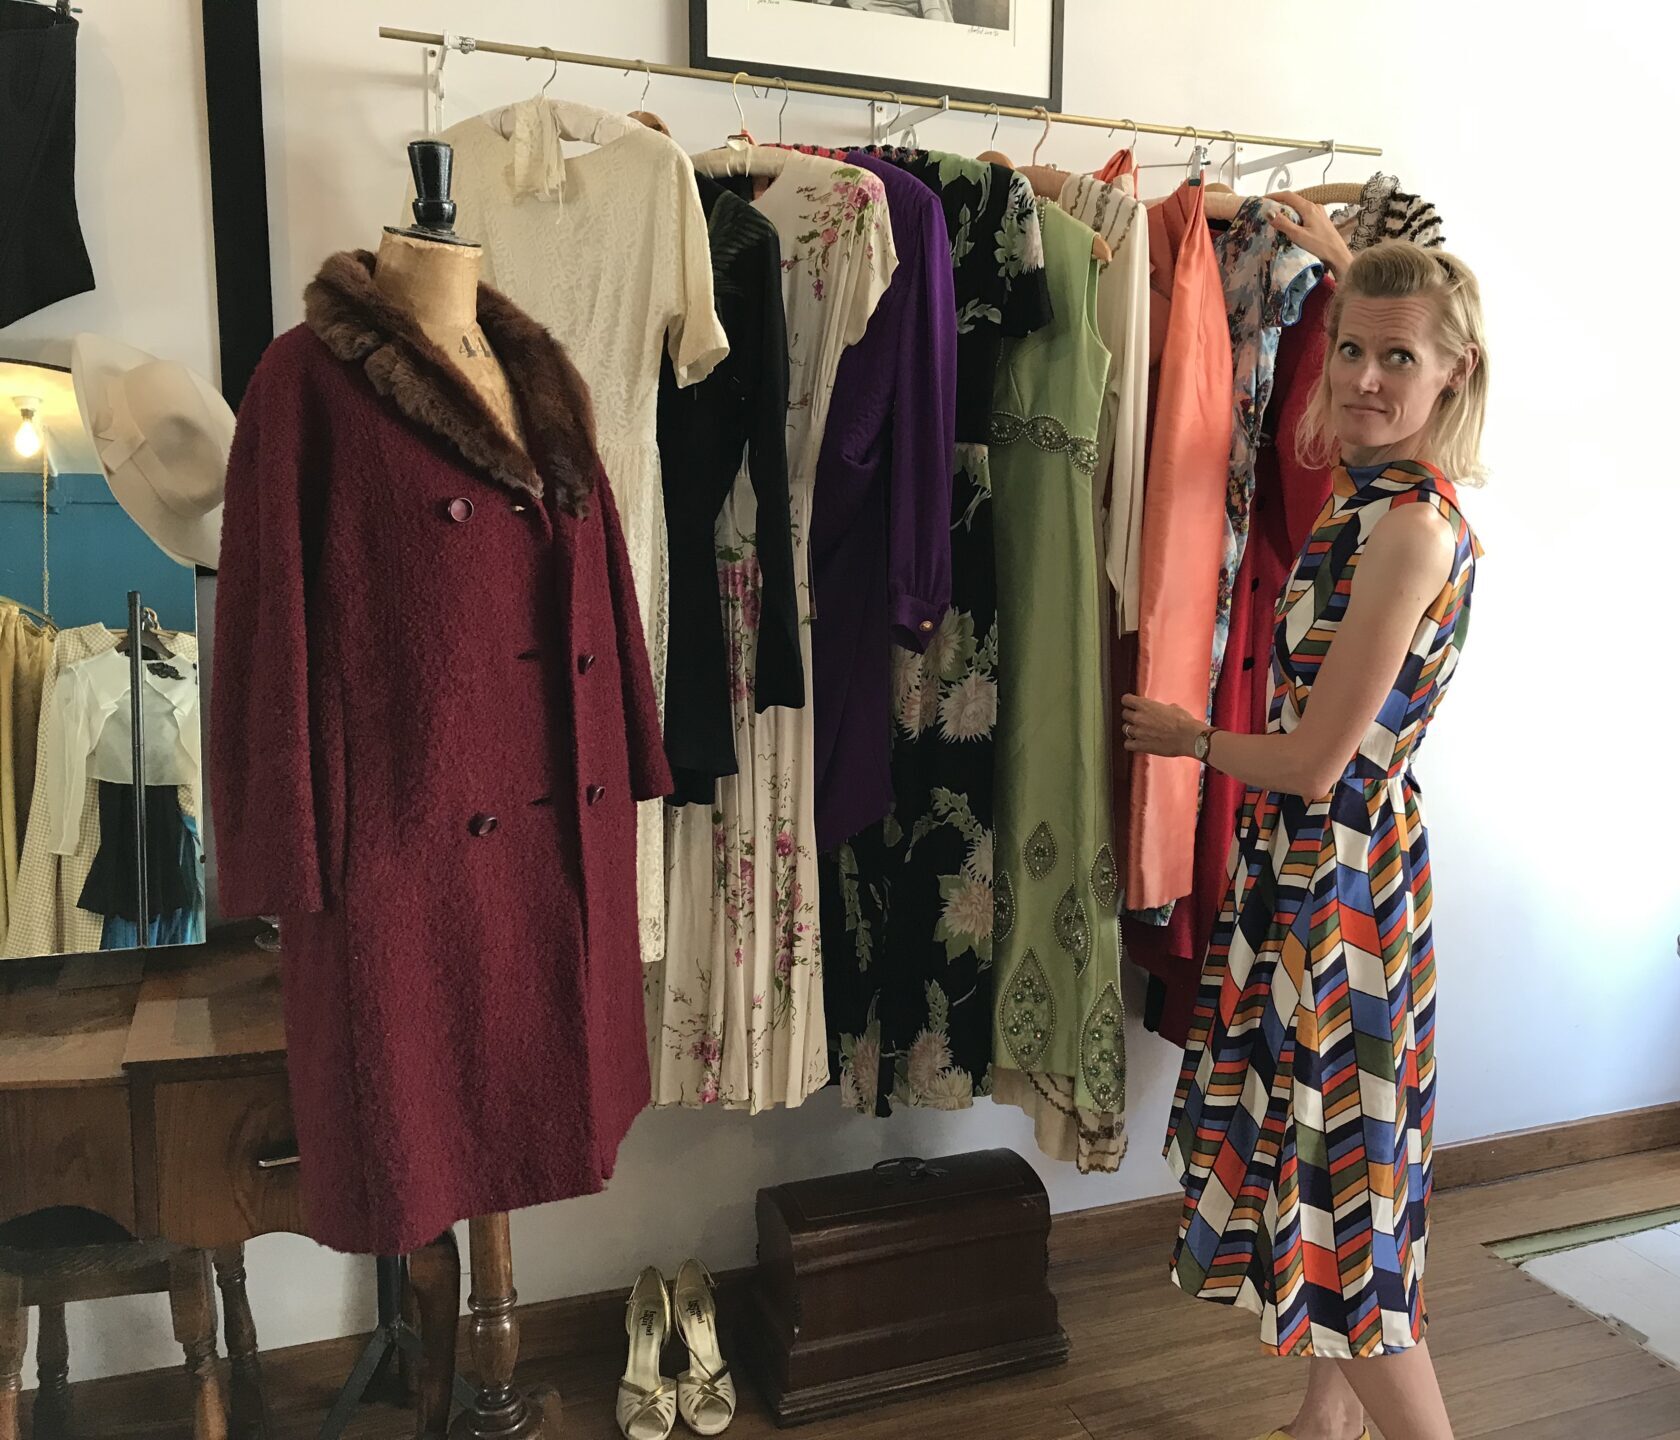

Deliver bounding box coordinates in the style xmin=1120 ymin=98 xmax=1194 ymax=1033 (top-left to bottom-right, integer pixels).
xmin=1121 ymin=503 xmax=1455 ymax=798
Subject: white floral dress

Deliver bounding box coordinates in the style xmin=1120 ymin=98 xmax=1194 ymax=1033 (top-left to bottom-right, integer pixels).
xmin=442 ymin=99 xmax=729 ymax=969
xmin=650 ymin=153 xmax=896 ymax=1109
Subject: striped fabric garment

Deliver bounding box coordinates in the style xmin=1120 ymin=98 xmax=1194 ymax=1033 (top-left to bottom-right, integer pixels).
xmin=1163 ymin=460 xmax=1481 ymax=1357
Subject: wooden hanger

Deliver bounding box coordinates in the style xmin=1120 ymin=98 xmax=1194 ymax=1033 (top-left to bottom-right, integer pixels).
xmin=1295 ymin=182 xmax=1364 ymax=205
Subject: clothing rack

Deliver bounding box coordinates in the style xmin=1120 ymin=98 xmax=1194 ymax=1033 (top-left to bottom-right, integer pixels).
xmin=376 ymin=26 xmax=1382 ymax=161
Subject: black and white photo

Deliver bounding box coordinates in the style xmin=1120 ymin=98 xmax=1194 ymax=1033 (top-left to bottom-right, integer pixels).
xmin=691 ymin=0 xmax=1062 ymax=110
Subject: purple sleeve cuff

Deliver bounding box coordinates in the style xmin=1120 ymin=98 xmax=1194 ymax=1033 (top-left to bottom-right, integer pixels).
xmin=891 ymin=594 xmax=945 ymax=652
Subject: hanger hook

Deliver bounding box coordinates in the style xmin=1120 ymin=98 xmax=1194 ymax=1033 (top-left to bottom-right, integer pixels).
xmin=775 ymin=76 xmax=790 ymax=143
xmin=986 ymin=102 xmax=1002 ymax=148
xmin=1031 ymin=104 xmax=1052 ymax=164
xmin=1221 ymin=130 xmax=1238 ymax=186
xmin=638 ymin=60 xmax=653 ymax=111
xmin=1322 ymin=138 xmax=1337 ymax=183
xmin=529 ymin=47 xmax=560 ymax=97
xmin=1108 ymin=117 xmax=1140 ymax=154
xmin=731 ymin=70 xmax=749 ymax=134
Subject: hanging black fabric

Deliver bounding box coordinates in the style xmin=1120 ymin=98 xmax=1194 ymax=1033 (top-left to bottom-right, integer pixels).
xmin=0 ymin=1 xmax=95 ymax=326
xmin=79 ymin=783 xmax=200 ymax=923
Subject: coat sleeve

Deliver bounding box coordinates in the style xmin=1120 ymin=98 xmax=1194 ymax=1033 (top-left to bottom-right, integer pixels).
xmin=209 ymin=347 xmax=328 ymax=917
xmin=885 ymin=199 xmax=956 ymax=649
xmin=747 ymin=222 xmax=804 ymax=712
xmin=594 ymin=467 xmax=674 ymax=803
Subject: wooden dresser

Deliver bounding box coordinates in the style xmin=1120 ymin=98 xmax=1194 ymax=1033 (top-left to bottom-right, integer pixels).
xmin=0 ymin=931 xmax=301 ymax=1437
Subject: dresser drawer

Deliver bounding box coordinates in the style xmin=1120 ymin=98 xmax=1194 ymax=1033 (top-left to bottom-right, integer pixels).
xmin=137 ymin=1070 xmax=307 ymax=1248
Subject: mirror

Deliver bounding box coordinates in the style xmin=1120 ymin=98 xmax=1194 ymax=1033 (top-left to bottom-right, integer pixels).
xmin=0 ymin=356 xmax=205 ymax=959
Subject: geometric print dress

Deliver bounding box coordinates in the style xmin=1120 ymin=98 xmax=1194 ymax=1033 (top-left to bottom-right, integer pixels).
xmin=1164 ymin=460 xmax=1481 ymax=1357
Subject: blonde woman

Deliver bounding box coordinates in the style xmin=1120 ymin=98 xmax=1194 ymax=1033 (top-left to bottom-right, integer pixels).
xmin=1123 ymin=239 xmax=1487 ymax=1440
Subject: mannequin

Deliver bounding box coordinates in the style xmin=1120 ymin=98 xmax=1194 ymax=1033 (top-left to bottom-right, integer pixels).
xmin=369 ymin=141 xmax=562 ymax=1440
xmin=375 ymin=144 xmax=524 ymax=449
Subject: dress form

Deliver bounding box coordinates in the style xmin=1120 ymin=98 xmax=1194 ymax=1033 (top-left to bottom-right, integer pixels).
xmin=368 ymin=141 xmax=560 ymax=1440
xmin=372 ymin=231 xmax=525 ymax=447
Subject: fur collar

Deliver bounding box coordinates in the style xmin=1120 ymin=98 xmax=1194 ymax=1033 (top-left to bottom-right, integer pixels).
xmin=304 ymin=250 xmax=598 ymax=511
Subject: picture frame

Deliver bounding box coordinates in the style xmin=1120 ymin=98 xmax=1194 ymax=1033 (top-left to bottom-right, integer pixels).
xmin=690 ymin=0 xmax=1064 ymax=113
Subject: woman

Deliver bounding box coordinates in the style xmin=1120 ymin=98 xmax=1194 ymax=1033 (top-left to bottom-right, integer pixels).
xmin=1122 ymin=228 xmax=1487 ymax=1440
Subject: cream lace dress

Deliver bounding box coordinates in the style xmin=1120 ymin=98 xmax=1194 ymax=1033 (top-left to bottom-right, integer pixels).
xmin=442 ymin=98 xmax=729 ymax=967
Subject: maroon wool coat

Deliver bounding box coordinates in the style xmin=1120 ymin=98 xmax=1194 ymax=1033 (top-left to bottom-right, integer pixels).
xmin=211 ymin=250 xmax=671 ymax=1255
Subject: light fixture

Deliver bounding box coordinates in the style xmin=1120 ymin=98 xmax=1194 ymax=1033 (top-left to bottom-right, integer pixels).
xmin=12 ymin=396 xmax=42 ymax=459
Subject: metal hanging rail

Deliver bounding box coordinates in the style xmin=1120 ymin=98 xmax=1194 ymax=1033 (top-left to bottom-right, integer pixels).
xmin=376 ymin=27 xmax=1382 ymax=159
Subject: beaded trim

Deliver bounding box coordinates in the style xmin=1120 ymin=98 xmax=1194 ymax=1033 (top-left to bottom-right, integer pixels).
xmin=1054 ymin=883 xmax=1092 ymax=976
xmin=1080 ymin=983 xmax=1126 ymax=1112
xmin=1024 ymin=821 xmax=1058 ymax=881
xmin=994 ymin=869 xmax=1016 ymax=943
xmin=990 ymin=411 xmax=1099 ymax=475
xmin=1090 ymin=845 xmax=1118 ymax=911
xmin=1000 ymin=949 xmax=1056 ymax=1069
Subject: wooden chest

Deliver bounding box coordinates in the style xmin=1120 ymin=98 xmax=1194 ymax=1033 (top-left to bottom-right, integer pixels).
xmin=744 ymin=1149 xmax=1068 ymax=1425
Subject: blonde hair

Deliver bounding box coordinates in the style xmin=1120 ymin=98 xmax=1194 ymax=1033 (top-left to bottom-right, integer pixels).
xmin=1298 ymin=242 xmax=1489 ymax=484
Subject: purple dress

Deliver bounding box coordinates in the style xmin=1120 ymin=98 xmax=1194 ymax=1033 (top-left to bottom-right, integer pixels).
xmin=809 ymin=151 xmax=957 ymax=850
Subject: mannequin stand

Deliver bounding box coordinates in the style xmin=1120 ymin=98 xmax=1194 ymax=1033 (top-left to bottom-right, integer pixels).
xmin=317 ymin=1240 xmax=475 ymax=1440
xmin=451 ymin=1214 xmax=562 ymax=1440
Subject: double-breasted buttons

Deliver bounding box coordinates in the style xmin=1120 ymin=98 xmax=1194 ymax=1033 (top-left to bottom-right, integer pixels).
xmin=446 ymin=497 xmax=474 ymax=523
xmin=468 ymin=813 xmax=499 ymax=837
xmin=586 ymin=784 xmax=606 ymax=806
xmin=577 ymin=652 xmax=596 ymax=674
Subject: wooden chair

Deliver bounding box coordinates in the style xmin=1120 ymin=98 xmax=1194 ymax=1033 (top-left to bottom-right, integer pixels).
xmin=0 ymin=1223 xmax=231 ymax=1440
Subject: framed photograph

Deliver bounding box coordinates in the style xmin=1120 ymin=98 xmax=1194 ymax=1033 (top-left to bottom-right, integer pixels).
xmin=690 ymin=0 xmax=1064 ymax=113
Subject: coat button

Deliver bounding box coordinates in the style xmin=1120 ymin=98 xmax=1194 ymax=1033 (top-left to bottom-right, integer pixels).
xmin=586 ymin=784 xmax=606 ymax=806
xmin=577 ymin=652 xmax=596 ymax=674
xmin=446 ymin=497 xmax=474 ymax=522
xmin=469 ymin=813 xmax=499 ymax=836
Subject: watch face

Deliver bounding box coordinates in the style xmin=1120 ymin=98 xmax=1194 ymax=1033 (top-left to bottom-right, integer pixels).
xmin=1195 ymin=733 xmax=1210 ymax=760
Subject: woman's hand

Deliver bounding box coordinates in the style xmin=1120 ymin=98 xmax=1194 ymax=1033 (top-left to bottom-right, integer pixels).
xmin=1120 ymin=694 xmax=1204 ymax=757
xmin=1265 ymin=192 xmax=1353 ymax=280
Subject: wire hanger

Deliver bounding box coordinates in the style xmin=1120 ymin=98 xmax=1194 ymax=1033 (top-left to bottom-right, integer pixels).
xmin=723 ymin=71 xmax=757 ymax=174
xmin=1031 ymin=104 xmax=1053 ymax=164
xmin=0 ymin=593 xmax=53 ymax=630
xmin=627 ymin=58 xmax=669 ymax=134
xmin=772 ymin=76 xmax=790 ymax=144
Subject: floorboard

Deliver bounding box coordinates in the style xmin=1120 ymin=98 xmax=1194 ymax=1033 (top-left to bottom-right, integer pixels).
xmin=24 ymin=1145 xmax=1680 ymax=1438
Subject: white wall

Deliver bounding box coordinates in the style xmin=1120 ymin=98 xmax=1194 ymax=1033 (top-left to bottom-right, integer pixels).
xmin=9 ymin=0 xmax=1679 ymax=1386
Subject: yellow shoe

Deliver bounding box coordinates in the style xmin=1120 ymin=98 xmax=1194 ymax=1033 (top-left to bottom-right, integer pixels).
xmin=1249 ymin=1433 xmax=1371 ymax=1440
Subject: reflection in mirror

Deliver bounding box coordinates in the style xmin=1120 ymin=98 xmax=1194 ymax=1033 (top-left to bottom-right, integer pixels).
xmin=0 ymin=356 xmax=205 ymax=960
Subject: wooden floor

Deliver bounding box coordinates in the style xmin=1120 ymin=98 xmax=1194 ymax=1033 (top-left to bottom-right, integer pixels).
xmin=33 ymin=1145 xmax=1680 ymax=1439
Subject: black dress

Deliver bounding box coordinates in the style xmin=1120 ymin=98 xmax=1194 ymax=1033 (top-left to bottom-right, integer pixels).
xmin=658 ymin=175 xmax=801 ymax=804
xmin=820 ymin=151 xmax=1054 ymax=1115
xmin=0 ymin=1 xmax=94 ymax=326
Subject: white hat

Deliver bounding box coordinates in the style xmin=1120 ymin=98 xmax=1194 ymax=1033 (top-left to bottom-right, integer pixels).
xmin=70 ymin=334 xmax=233 ymax=570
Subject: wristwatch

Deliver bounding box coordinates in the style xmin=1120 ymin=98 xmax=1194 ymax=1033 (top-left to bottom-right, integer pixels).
xmin=1193 ymin=727 xmax=1216 ymax=762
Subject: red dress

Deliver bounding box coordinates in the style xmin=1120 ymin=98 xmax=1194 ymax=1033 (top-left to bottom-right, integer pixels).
xmin=211 ymin=252 xmax=670 ymax=1254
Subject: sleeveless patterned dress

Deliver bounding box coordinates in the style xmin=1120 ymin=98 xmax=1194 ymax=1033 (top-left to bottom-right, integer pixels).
xmin=1164 ymin=460 xmax=1480 ymax=1357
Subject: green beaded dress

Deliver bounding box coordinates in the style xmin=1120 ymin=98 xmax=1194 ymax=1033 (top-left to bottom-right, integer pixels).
xmin=989 ymin=200 xmax=1126 ymax=1170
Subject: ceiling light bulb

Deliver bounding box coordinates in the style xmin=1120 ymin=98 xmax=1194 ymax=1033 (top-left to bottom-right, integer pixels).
xmin=12 ymin=396 xmax=42 ymax=459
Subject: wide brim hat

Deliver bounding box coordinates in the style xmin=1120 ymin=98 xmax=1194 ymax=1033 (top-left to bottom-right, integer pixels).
xmin=70 ymin=333 xmax=233 ymax=570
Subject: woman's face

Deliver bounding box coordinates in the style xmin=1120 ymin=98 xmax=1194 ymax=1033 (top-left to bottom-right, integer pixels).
xmin=1328 ymin=294 xmax=1472 ymax=464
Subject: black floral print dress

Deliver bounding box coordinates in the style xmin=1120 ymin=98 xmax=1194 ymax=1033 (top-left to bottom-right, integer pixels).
xmin=820 ymin=149 xmax=1053 ymax=1113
